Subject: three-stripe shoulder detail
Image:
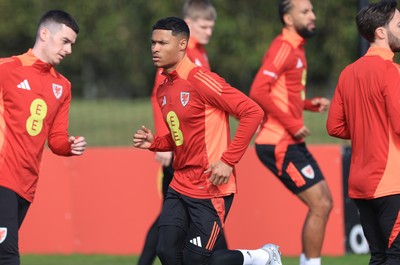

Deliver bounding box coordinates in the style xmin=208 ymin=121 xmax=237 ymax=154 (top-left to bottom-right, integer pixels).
xmin=0 ymin=58 xmax=15 ymax=66
xmin=273 ymin=42 xmax=291 ymax=70
xmin=194 ymin=70 xmax=222 ymax=96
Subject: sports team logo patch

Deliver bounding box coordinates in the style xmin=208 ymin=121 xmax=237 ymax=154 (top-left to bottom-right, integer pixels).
xmin=301 ymin=164 xmax=315 ymax=179
xmin=180 ymin=92 xmax=190 ymax=107
xmin=52 ymin=84 xmax=63 ymax=99
xmin=0 ymin=227 xmax=7 ymax=244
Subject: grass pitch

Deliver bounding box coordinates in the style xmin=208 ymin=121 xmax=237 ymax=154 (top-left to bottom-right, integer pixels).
xmin=21 ymin=254 xmax=370 ymax=265
xmin=68 ymin=98 xmax=344 ymax=146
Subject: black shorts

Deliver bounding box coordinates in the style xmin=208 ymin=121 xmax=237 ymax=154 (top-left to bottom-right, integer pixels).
xmin=354 ymin=195 xmax=400 ymax=264
xmin=256 ymin=143 xmax=324 ymax=194
xmin=159 ymin=187 xmax=233 ymax=254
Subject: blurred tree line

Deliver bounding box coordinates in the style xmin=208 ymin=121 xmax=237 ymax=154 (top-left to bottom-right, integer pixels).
xmin=0 ymin=0 xmax=366 ymax=99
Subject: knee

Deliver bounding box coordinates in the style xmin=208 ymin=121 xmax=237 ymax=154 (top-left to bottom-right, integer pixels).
xmin=156 ymin=242 xmax=170 ymax=262
xmin=315 ymin=195 xmax=333 ymax=218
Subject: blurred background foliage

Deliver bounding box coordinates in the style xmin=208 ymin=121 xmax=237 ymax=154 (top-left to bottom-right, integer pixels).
xmin=0 ymin=0 xmax=365 ymax=99
xmin=0 ymin=0 xmax=376 ymax=146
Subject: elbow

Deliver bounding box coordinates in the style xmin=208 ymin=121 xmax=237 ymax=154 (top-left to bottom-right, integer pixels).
xmin=326 ymin=125 xmax=350 ymax=139
xmin=326 ymin=124 xmax=338 ymax=138
xmin=392 ymin=126 xmax=400 ymax=136
xmin=251 ymin=102 xmax=264 ymax=122
xmin=249 ymin=89 xmax=261 ymax=105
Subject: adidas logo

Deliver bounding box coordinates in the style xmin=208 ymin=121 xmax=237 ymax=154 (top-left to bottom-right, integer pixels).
xmin=296 ymin=58 xmax=304 ymax=69
xmin=17 ymin=79 xmax=31 ymax=90
xmin=190 ymin=236 xmax=202 ymax=247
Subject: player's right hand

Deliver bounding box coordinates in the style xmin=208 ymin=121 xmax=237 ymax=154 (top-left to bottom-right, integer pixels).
xmin=294 ymin=126 xmax=311 ymax=139
xmin=132 ymin=125 xmax=154 ymax=149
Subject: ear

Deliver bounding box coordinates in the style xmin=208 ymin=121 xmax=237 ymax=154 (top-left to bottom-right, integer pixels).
xmin=375 ymin=27 xmax=386 ymax=40
xmin=38 ymin=26 xmax=49 ymax=41
xmin=283 ymin=13 xmax=293 ymax=26
xmin=179 ymin=38 xmax=188 ymax=51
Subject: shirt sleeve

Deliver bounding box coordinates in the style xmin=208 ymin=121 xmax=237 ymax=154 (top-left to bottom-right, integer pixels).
xmin=303 ymin=98 xmax=320 ymax=112
xmin=151 ymin=69 xmax=170 ymax=136
xmin=383 ymin=63 xmax=400 ymax=135
xmin=249 ymin=42 xmax=303 ymax=135
xmin=192 ymin=69 xmax=264 ymax=166
xmin=149 ymin=133 xmax=175 ymax=152
xmin=326 ymin=73 xmax=350 ymax=139
xmin=47 ymin=86 xmax=73 ymax=156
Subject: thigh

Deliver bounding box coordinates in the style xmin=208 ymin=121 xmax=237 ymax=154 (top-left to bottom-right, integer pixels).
xmin=157 ymin=189 xmax=190 ymax=265
xmin=184 ymin=194 xmax=233 ymax=260
xmin=282 ymin=143 xmax=325 ymax=194
xmin=255 ymin=144 xmax=279 ymax=176
xmin=297 ymin=180 xmax=332 ymax=209
xmin=159 ymin=188 xmax=190 ymax=231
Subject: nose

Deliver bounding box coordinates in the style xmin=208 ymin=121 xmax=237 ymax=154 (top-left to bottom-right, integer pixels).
xmin=310 ymin=11 xmax=316 ymax=20
xmin=65 ymin=44 xmax=72 ymax=55
xmin=152 ymin=43 xmax=160 ymax=53
xmin=207 ymin=28 xmax=212 ymax=36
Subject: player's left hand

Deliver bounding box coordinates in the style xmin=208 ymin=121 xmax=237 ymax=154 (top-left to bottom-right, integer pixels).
xmin=205 ymin=160 xmax=233 ymax=186
xmin=69 ymin=136 xmax=87 ymax=155
xmin=311 ymin=97 xmax=330 ymax=112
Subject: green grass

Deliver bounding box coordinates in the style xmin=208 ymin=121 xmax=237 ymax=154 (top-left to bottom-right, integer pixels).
xmin=69 ymin=98 xmax=153 ymax=146
xmin=21 ymin=254 xmax=370 ymax=265
xmin=68 ymin=99 xmax=344 ymax=146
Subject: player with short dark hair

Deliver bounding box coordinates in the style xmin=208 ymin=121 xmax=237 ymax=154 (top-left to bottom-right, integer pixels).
xmin=327 ymin=1 xmax=400 ymax=264
xmin=249 ymin=1 xmax=332 ymax=264
xmin=133 ymin=16 xmax=282 ymax=265
xmin=139 ymin=1 xmax=227 ymax=264
xmin=0 ymin=10 xmax=87 ymax=265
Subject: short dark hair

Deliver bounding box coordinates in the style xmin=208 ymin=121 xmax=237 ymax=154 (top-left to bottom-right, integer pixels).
xmin=39 ymin=10 xmax=79 ymax=34
xmin=278 ymin=0 xmax=293 ymax=25
xmin=356 ymin=0 xmax=397 ymax=43
xmin=152 ymin=17 xmax=190 ymax=40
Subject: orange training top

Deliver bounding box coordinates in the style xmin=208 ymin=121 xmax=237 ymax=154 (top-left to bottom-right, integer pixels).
xmin=151 ymin=37 xmax=211 ymax=136
xmin=0 ymin=50 xmax=73 ymax=202
xmin=250 ymin=28 xmax=320 ymax=146
xmin=150 ymin=56 xmax=263 ymax=199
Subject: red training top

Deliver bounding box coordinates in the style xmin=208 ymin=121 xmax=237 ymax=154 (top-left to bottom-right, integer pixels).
xmin=327 ymin=47 xmax=400 ymax=199
xmin=150 ymin=56 xmax=263 ymax=199
xmin=151 ymin=36 xmax=211 ymax=135
xmin=0 ymin=49 xmax=74 ymax=202
xmin=250 ymin=28 xmax=320 ymax=146
xmin=249 ymin=28 xmax=320 ymax=175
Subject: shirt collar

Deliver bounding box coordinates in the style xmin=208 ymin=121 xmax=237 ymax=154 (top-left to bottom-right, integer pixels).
xmin=162 ymin=55 xmax=196 ymax=81
xmin=18 ymin=49 xmax=55 ymax=74
xmin=365 ymin=46 xmax=394 ymax=61
xmin=282 ymin=28 xmax=306 ymax=48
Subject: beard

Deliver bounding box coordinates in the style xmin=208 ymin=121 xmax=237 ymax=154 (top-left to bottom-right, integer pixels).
xmin=388 ymin=30 xmax=400 ymax=52
xmin=297 ymin=26 xmax=316 ymax=39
